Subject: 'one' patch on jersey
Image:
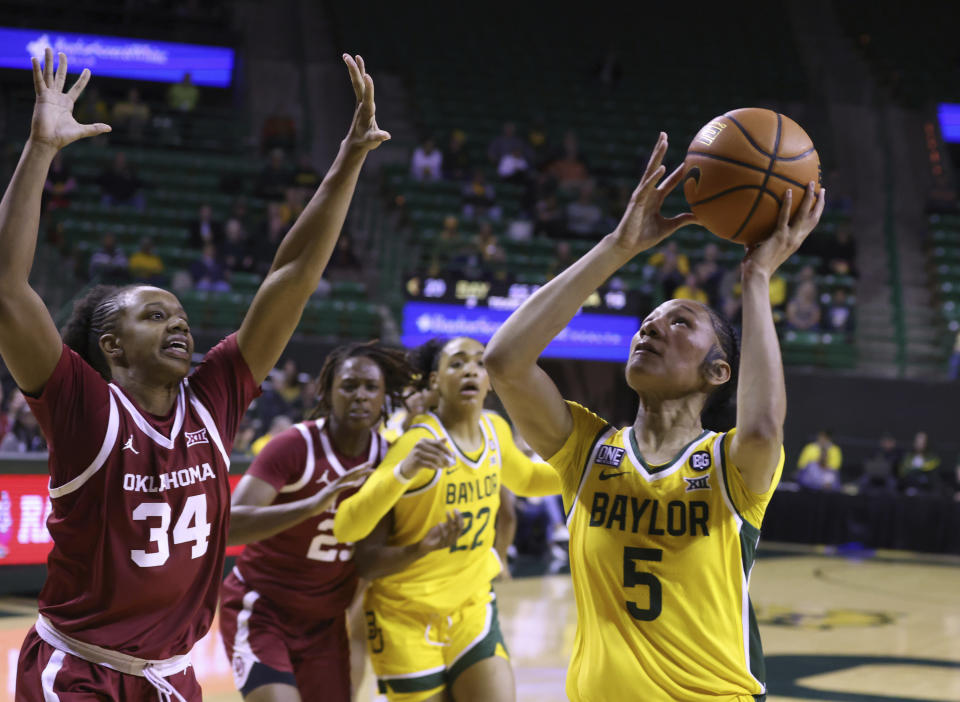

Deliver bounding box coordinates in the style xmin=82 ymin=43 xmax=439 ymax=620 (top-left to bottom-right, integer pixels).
xmin=596 ymin=445 xmax=626 ymax=467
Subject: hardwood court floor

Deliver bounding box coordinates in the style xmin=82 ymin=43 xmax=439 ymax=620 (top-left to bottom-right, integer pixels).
xmin=1 ymin=545 xmax=958 ymax=701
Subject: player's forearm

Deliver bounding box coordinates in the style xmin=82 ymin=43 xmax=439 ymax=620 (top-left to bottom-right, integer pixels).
xmin=333 ymin=468 xmax=409 ymax=542
xmin=502 ymin=460 xmax=561 ymax=497
xmin=736 ymin=271 xmax=786 ymax=440
xmin=485 ymin=235 xmax=630 ymax=377
xmin=353 ymin=541 xmax=429 ymax=580
xmin=0 ymin=141 xmax=56 ymax=291
xmin=227 ymin=496 xmax=319 ymax=546
xmin=264 ymin=141 xmax=367 ymax=296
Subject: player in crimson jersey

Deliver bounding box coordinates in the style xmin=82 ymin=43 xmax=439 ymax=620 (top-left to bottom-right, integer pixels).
xmin=220 ymin=342 xmax=462 ymax=702
xmin=2 ymin=49 xmax=388 ymax=702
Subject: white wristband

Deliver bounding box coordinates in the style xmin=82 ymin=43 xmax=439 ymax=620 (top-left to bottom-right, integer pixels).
xmin=393 ymin=463 xmax=412 ymax=484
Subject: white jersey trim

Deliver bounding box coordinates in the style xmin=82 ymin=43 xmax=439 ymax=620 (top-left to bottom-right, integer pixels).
xmin=184 ymin=381 xmax=230 ymax=468
xmin=49 ymin=392 xmax=120 ymax=499
xmin=40 ymin=648 xmax=64 ymax=702
xmin=108 ymin=382 xmax=185 ymax=449
xmin=422 ymin=411 xmax=491 ymax=470
xmin=282 ymin=421 xmax=319 ymax=493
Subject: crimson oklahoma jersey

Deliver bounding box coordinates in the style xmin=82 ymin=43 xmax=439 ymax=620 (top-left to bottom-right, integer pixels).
xmin=232 ymin=418 xmax=388 ymax=618
xmin=25 ymin=334 xmax=259 ymax=660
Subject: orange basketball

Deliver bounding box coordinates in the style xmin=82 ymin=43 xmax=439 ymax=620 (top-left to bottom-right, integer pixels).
xmin=682 ymin=108 xmax=821 ymax=246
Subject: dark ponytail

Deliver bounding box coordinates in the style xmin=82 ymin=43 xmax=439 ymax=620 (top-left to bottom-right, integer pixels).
xmin=699 ymin=305 xmax=740 ymax=432
xmin=61 ymin=285 xmax=132 ymax=381
xmin=407 ymin=337 xmax=447 ymax=390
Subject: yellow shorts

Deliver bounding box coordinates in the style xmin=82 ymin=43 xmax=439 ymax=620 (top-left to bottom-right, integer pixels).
xmin=364 ymin=588 xmax=509 ymax=702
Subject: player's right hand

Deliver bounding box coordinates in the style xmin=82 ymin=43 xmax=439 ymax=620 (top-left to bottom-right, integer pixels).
xmin=418 ymin=510 xmax=464 ymax=553
xmin=398 ymin=439 xmax=455 ymax=479
xmin=30 ymin=48 xmax=110 ymax=152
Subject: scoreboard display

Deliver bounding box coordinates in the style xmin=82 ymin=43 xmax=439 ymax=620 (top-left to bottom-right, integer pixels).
xmin=402 ymin=275 xmax=650 ymax=361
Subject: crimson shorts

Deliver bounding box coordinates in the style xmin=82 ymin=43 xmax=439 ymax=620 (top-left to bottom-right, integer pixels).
xmin=15 ymin=627 xmax=201 ymax=701
xmin=219 ymin=570 xmax=350 ymax=701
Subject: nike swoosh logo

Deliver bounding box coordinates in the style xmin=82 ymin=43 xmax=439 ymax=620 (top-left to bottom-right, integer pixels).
xmin=598 ymin=470 xmax=628 ymax=480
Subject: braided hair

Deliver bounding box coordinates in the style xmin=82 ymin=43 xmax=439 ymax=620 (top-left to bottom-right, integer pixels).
xmin=60 ymin=285 xmax=136 ymax=381
xmin=307 ymin=341 xmax=417 ymax=420
xmin=699 ymin=305 xmax=740 ymax=432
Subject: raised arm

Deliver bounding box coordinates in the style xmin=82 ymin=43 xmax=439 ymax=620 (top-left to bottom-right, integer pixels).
xmin=0 ymin=50 xmax=109 ymax=393
xmin=236 ymin=54 xmax=389 ymax=383
xmin=484 ymin=133 xmax=695 ymax=458
xmin=731 ymin=184 xmax=825 ymax=493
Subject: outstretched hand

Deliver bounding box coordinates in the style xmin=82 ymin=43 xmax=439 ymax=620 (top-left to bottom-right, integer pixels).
xmin=343 ymin=54 xmax=390 ymax=151
xmin=30 ymin=48 xmax=110 ymax=151
xmin=609 ymin=132 xmax=697 ymax=257
xmin=742 ymin=183 xmax=826 ymax=279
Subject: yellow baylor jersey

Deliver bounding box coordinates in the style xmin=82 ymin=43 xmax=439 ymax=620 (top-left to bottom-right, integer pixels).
xmin=550 ymin=402 xmax=783 ymax=702
xmin=368 ymin=410 xmax=557 ymax=614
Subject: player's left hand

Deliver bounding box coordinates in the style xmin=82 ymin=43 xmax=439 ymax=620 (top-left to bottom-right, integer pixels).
xmin=310 ymin=462 xmax=373 ymax=516
xmin=418 ymin=510 xmax=464 ymax=553
xmin=742 ymin=182 xmax=826 ymax=279
xmin=343 ymin=54 xmax=390 ymax=151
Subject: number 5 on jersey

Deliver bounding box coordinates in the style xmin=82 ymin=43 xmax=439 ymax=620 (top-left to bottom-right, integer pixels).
xmin=130 ymin=494 xmax=211 ymax=567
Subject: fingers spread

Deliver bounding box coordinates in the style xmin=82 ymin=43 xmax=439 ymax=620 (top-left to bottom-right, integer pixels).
xmin=343 ymin=53 xmax=363 ymax=100
xmin=31 ymin=57 xmax=43 ymax=94
xmin=43 ymin=47 xmax=53 ymax=87
xmin=54 ymin=52 xmax=67 ymax=90
xmin=642 ymin=132 xmax=668 ymax=181
xmin=67 ymin=68 xmax=91 ymax=102
xmin=657 ymin=163 xmax=687 ymax=196
xmin=776 ymin=188 xmax=793 ymax=230
xmin=363 ymin=73 xmax=375 ymax=107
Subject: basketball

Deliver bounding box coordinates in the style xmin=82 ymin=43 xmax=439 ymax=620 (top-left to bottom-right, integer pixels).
xmin=682 ymin=108 xmax=821 ymax=246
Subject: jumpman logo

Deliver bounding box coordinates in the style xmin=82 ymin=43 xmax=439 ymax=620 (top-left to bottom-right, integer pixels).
xmin=122 ymin=435 xmax=140 ymax=455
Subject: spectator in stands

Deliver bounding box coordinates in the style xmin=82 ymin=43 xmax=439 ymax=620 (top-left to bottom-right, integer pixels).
xmin=824 ymin=288 xmax=855 ymax=335
xmin=190 ymin=243 xmax=230 ymax=292
xmin=488 ymin=122 xmax=527 ymax=165
xmin=768 ymin=271 xmax=788 ymax=325
xmin=949 ymin=457 xmax=960 ymax=501
xmin=526 ymin=117 xmax=551 ymax=168
xmin=190 ymin=203 xmax=222 ymax=249
xmin=276 ymin=359 xmax=304 ymax=409
xmin=232 ymin=416 xmax=259 ymax=458
xmin=88 ymin=233 xmax=129 ymax=284
xmin=260 ymin=106 xmax=297 ymax=155
xmin=899 ymin=431 xmax=941 ymax=495
xmin=545 ymin=131 xmax=589 ymax=190
xmin=825 ymin=227 xmax=857 ymax=277
xmin=475 ymin=221 xmax=505 ymax=266
xmin=647 ymin=241 xmax=688 ymax=299
xmin=694 ymin=243 xmax=724 ymax=304
xmin=221 ymin=218 xmax=255 ymax=273
xmin=111 ymin=87 xmax=151 ymax=142
xmin=497 ymin=145 xmax=530 ymax=183
xmin=250 ymin=414 xmax=293 ymax=456
xmin=97 ymin=152 xmax=145 ymax=210
xmin=566 ymin=185 xmax=604 ymax=237
xmin=462 ymin=170 xmax=500 ymax=220
xmin=442 ymin=129 xmax=472 ymax=181
xmin=534 ymin=189 xmax=564 ymax=239
xmin=253 ymin=203 xmax=290 ymax=276
xmin=410 ymin=136 xmax=443 ymax=181
xmin=674 ymin=273 xmax=709 ymax=305
xmin=795 ymin=430 xmax=843 ymax=490
xmin=0 ymin=402 xmax=46 ymax=453
xmin=257 ymin=148 xmax=292 ymax=201
xmin=166 ymin=72 xmax=200 ymax=113
xmin=128 ymin=237 xmax=165 ymax=285
xmin=278 ymin=186 xmax=306 ymax=228
xmin=786 ymin=280 xmax=821 ymax=331
xmin=42 ymin=152 xmax=76 ymax=211
xmin=292 ymin=153 xmax=320 ymax=190
xmin=858 ymin=432 xmax=900 ymax=494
